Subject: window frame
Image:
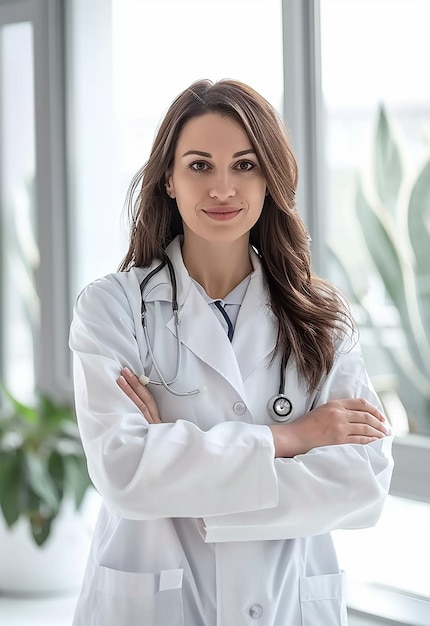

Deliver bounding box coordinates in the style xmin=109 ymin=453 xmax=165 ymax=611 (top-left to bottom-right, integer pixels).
xmin=281 ymin=0 xmax=430 ymax=622
xmin=0 ymin=0 xmax=70 ymax=400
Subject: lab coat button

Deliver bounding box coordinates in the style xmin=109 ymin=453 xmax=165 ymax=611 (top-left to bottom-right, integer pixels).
xmin=249 ymin=604 xmax=263 ymax=619
xmin=233 ymin=401 xmax=246 ymax=415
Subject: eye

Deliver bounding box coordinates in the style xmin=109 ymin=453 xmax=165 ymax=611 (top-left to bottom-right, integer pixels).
xmin=189 ymin=161 xmax=211 ymax=173
xmin=235 ymin=160 xmax=256 ymax=172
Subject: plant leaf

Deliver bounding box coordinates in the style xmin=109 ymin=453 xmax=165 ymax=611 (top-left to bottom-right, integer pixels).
xmin=374 ymin=105 xmax=403 ymax=216
xmin=0 ymin=451 xmax=26 ymax=527
xmin=356 ymin=185 xmax=406 ymax=312
xmin=31 ymin=517 xmax=52 ymax=547
xmin=48 ymin=450 xmax=65 ymax=504
xmin=24 ymin=450 xmax=60 ymax=513
xmin=408 ymin=156 xmax=430 ymax=347
xmin=356 ymin=184 xmax=426 ymax=370
xmin=64 ymin=455 xmax=92 ymax=509
xmin=326 ymin=245 xmax=360 ymax=302
xmin=0 ymin=384 xmax=37 ymax=424
xmin=38 ymin=394 xmax=74 ymax=429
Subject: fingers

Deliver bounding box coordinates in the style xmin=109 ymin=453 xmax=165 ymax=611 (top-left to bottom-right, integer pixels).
xmin=116 ymin=367 xmax=162 ymax=424
xmin=348 ymin=414 xmax=387 ymax=437
xmin=347 ymin=435 xmax=381 ymax=445
xmin=117 ymin=378 xmax=151 ymax=419
xmin=330 ymin=397 xmax=387 ymax=442
xmin=347 ymin=422 xmax=386 ymax=440
xmin=342 ymin=399 xmax=388 ymax=438
xmin=342 ymin=397 xmax=386 ymax=423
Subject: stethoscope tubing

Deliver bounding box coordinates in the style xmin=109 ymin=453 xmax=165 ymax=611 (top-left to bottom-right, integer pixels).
xmin=139 ymin=256 xmax=294 ymax=417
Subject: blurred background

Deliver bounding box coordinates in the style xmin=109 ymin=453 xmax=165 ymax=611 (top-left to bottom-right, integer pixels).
xmin=0 ymin=0 xmax=429 ymax=624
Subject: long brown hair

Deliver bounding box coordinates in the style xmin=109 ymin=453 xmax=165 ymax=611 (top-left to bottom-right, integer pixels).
xmin=120 ymin=79 xmax=354 ymax=392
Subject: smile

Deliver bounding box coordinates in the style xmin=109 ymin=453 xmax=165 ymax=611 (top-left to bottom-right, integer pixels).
xmin=203 ymin=206 xmax=242 ymax=221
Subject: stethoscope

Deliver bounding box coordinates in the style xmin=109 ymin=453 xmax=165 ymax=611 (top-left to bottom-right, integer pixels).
xmin=138 ymin=257 xmax=294 ymax=423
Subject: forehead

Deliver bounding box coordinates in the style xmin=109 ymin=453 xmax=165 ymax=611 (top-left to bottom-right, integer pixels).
xmin=175 ymin=113 xmax=252 ymax=153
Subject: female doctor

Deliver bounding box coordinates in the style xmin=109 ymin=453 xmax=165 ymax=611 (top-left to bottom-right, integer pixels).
xmin=70 ymin=79 xmax=393 ymax=626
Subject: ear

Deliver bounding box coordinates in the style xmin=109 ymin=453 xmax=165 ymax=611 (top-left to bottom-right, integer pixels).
xmin=165 ymin=173 xmax=176 ymax=199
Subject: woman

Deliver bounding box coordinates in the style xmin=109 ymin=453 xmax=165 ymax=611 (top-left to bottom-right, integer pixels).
xmin=70 ymin=79 xmax=393 ymax=626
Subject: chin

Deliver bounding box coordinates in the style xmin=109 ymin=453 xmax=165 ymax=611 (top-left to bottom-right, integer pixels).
xmin=202 ymin=230 xmax=250 ymax=245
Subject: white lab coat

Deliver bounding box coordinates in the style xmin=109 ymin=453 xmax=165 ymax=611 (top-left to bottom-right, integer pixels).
xmin=70 ymin=236 xmax=393 ymax=626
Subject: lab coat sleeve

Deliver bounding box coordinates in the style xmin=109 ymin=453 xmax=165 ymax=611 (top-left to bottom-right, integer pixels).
xmin=69 ymin=274 xmax=278 ymax=520
xmin=199 ymin=333 xmax=394 ymax=542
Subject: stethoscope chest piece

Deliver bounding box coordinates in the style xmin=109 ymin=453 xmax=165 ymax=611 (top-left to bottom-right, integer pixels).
xmin=267 ymin=394 xmax=293 ymax=423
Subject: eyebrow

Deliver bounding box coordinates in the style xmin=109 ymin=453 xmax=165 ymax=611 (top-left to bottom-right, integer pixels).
xmin=181 ymin=149 xmax=256 ymax=158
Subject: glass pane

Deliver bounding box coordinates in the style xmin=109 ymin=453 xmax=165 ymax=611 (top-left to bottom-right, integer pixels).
xmin=334 ymin=496 xmax=430 ymax=599
xmin=68 ymin=0 xmax=284 ymax=297
xmin=0 ymin=22 xmax=37 ymax=400
xmin=321 ymin=0 xmax=430 ymax=436
xmin=321 ymin=0 xmax=430 ymax=607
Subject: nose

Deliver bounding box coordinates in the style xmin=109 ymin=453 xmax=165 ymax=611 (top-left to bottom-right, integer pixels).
xmin=209 ymin=171 xmax=236 ymax=200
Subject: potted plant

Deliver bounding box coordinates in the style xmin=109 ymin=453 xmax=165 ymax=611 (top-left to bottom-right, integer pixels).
xmin=0 ymin=385 xmax=95 ymax=593
xmin=329 ymin=105 xmax=430 ymax=434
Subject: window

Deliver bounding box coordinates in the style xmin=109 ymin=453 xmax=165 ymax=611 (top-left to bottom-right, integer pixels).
xmin=281 ymin=0 xmax=430 ymax=622
xmin=0 ymin=20 xmax=37 ymax=399
xmin=317 ymin=0 xmax=430 ymax=621
xmin=66 ymin=0 xmax=284 ymax=298
xmin=321 ymin=0 xmax=430 ymax=439
xmin=0 ymin=0 xmax=68 ymax=401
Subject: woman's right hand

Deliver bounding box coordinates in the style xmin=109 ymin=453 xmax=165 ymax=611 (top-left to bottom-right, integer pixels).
xmin=116 ymin=367 xmax=163 ymax=424
xmin=269 ymin=397 xmax=388 ymax=458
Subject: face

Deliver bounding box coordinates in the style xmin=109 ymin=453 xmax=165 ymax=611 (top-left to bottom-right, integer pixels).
xmin=166 ymin=113 xmax=267 ymax=246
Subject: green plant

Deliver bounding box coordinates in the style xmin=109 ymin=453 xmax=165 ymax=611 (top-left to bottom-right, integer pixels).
xmin=0 ymin=386 xmax=92 ymax=546
xmin=330 ymin=105 xmax=430 ymax=431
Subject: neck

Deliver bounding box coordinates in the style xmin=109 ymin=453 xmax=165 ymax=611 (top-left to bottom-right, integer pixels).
xmin=181 ymin=233 xmax=253 ymax=299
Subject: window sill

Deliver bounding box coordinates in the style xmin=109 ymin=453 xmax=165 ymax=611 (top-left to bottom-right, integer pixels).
xmin=391 ymin=435 xmax=430 ymax=503
xmin=347 ymin=581 xmax=430 ymax=626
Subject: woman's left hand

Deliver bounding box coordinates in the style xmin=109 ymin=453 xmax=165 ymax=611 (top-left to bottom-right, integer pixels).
xmin=116 ymin=367 xmax=162 ymax=423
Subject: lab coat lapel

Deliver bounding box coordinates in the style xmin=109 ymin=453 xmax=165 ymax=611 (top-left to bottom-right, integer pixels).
xmin=232 ymin=250 xmax=278 ymax=381
xmin=165 ymin=238 xmax=246 ymax=396
xmin=169 ymin=287 xmax=246 ymax=396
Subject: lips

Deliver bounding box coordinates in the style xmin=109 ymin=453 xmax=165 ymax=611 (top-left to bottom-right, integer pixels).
xmin=203 ymin=205 xmax=241 ymax=214
xmin=202 ymin=206 xmax=242 ymax=222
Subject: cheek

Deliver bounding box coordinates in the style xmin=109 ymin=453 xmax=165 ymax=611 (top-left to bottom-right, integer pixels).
xmin=248 ymin=173 xmax=266 ymax=193
xmin=252 ymin=181 xmax=267 ymax=205
xmin=174 ymin=191 xmax=200 ymax=223
xmin=173 ymin=175 xmax=205 ymax=200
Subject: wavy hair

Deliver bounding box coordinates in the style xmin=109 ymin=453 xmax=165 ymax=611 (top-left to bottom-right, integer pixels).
xmin=119 ymin=79 xmax=354 ymax=392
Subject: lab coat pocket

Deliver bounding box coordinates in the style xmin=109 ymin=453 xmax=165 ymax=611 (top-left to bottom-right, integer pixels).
xmin=95 ymin=565 xmax=184 ymax=626
xmin=299 ymin=571 xmax=347 ymax=626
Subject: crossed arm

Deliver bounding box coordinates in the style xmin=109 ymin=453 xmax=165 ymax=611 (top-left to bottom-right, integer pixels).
xmin=116 ymin=366 xmax=388 ymax=458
